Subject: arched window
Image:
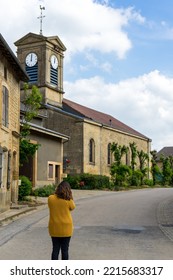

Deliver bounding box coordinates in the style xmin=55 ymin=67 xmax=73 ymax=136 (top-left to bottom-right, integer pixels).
xmin=126 ymin=150 xmax=130 ymax=166
xmin=107 ymin=143 xmax=112 ymax=165
xmin=89 ymin=139 xmax=95 ymax=163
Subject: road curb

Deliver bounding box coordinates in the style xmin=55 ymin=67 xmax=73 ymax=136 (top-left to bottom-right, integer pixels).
xmin=0 ymin=206 xmax=38 ymax=226
xmin=157 ymin=197 xmax=173 ymax=242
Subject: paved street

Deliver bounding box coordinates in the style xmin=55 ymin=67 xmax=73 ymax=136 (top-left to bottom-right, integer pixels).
xmin=0 ymin=188 xmax=173 ymax=259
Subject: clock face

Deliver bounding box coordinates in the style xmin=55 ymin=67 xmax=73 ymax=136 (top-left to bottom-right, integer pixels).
xmin=51 ymin=55 xmax=58 ymax=69
xmin=25 ymin=53 xmax=38 ymax=67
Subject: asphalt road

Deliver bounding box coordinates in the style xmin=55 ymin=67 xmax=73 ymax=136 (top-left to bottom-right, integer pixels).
xmin=0 ymin=188 xmax=173 ymax=260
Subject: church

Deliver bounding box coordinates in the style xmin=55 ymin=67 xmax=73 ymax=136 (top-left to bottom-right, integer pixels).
xmin=15 ymin=32 xmax=151 ymax=186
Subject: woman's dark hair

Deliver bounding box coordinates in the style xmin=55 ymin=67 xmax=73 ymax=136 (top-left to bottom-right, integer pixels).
xmin=55 ymin=181 xmax=73 ymax=200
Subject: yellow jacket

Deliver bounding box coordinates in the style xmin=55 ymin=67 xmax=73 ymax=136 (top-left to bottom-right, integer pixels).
xmin=48 ymin=194 xmax=76 ymax=237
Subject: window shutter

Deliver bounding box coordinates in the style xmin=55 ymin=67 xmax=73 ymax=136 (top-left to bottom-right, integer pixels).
xmin=2 ymin=86 xmax=5 ymax=126
xmin=0 ymin=147 xmax=3 ymax=187
xmin=2 ymin=86 xmax=9 ymax=127
xmin=7 ymin=150 xmax=11 ymax=189
xmin=6 ymin=87 xmax=9 ymax=127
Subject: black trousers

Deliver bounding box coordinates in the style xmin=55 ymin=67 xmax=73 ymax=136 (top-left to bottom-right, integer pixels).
xmin=51 ymin=236 xmax=71 ymax=260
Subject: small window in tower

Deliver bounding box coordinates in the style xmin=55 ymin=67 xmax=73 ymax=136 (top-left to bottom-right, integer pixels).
xmin=50 ymin=55 xmax=58 ymax=86
xmin=25 ymin=52 xmax=38 ymax=83
xmin=50 ymin=67 xmax=58 ymax=85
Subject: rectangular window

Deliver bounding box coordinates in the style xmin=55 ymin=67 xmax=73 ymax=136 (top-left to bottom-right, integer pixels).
xmin=48 ymin=162 xmax=60 ymax=183
xmin=2 ymin=86 xmax=9 ymax=127
xmin=48 ymin=164 xmax=53 ymax=179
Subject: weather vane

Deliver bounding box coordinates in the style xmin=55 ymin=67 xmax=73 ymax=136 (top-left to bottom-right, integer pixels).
xmin=38 ymin=5 xmax=45 ymax=35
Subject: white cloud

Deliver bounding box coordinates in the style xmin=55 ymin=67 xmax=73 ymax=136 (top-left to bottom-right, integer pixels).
xmin=45 ymin=0 xmax=136 ymax=59
xmin=1 ymin=0 xmax=172 ymax=151
xmin=0 ymin=0 xmax=145 ymax=59
xmin=64 ymin=70 xmax=173 ymax=151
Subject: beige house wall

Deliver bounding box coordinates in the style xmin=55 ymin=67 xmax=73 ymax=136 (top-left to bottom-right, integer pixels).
xmin=0 ymin=55 xmax=21 ymax=212
xmin=30 ymin=133 xmax=64 ymax=187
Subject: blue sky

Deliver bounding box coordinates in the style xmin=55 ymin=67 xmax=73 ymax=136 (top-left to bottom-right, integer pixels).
xmin=1 ymin=0 xmax=173 ymax=151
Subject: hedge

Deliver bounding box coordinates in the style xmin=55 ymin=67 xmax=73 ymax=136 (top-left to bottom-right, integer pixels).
xmin=64 ymin=173 xmax=110 ymax=190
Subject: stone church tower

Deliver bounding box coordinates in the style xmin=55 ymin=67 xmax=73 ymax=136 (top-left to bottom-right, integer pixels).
xmin=15 ymin=33 xmax=70 ymax=187
xmin=15 ymin=32 xmax=66 ymax=108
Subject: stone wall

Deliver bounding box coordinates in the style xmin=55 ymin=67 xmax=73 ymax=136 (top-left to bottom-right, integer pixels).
xmin=43 ymin=108 xmax=151 ymax=177
xmin=83 ymin=121 xmax=150 ymax=176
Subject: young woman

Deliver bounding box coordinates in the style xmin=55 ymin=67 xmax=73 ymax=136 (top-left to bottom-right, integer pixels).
xmin=48 ymin=181 xmax=76 ymax=260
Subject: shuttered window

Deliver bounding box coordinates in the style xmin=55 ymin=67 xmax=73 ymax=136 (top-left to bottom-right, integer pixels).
xmin=0 ymin=147 xmax=3 ymax=187
xmin=2 ymin=86 xmax=9 ymax=127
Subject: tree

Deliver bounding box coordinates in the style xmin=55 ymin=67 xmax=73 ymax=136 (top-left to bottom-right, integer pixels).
xmin=111 ymin=164 xmax=131 ymax=188
xmin=20 ymin=84 xmax=42 ymax=165
xmin=129 ymin=142 xmax=137 ymax=171
xmin=111 ymin=143 xmax=129 ymax=188
xmin=111 ymin=142 xmax=128 ymax=166
xmin=160 ymin=155 xmax=172 ymax=185
xmin=150 ymin=150 xmax=161 ymax=185
xmin=137 ymin=150 xmax=149 ymax=185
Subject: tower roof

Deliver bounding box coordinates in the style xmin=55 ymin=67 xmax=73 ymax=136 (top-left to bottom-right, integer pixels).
xmin=14 ymin=32 xmax=66 ymax=51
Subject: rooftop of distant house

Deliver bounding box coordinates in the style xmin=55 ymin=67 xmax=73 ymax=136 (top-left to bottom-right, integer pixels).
xmin=156 ymin=146 xmax=173 ymax=159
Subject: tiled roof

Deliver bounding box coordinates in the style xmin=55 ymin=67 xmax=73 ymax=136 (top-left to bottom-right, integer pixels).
xmin=156 ymin=147 xmax=173 ymax=158
xmin=63 ymin=98 xmax=149 ymax=140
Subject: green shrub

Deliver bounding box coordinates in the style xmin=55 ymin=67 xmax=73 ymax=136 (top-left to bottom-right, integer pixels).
xmin=130 ymin=170 xmax=143 ymax=186
xmin=18 ymin=176 xmax=32 ymax=200
xmin=64 ymin=175 xmax=81 ymax=189
xmin=65 ymin=173 xmax=110 ymax=190
xmin=32 ymin=184 xmax=56 ymax=197
xmin=143 ymin=178 xmax=153 ymax=187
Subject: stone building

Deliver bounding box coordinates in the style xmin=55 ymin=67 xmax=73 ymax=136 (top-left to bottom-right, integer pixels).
xmin=15 ymin=33 xmax=69 ymax=187
xmin=0 ymin=34 xmax=28 ymax=212
xmin=45 ymin=98 xmax=151 ymax=176
xmin=15 ymin=32 xmax=151 ymax=180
